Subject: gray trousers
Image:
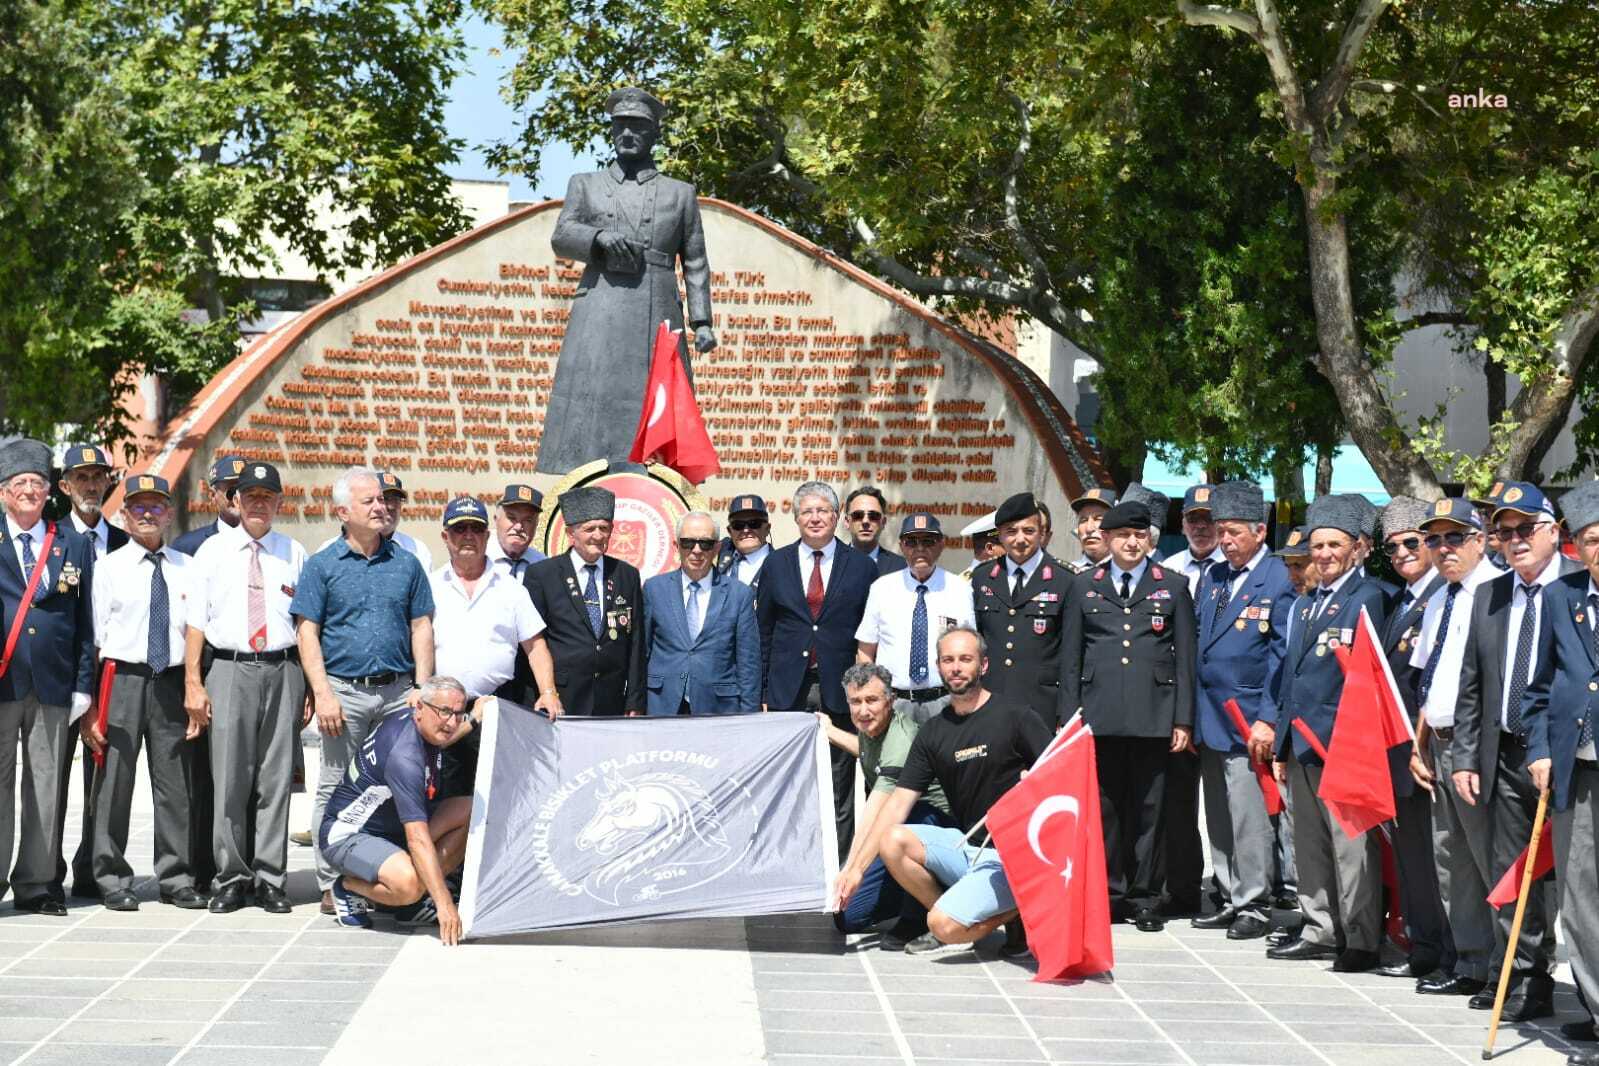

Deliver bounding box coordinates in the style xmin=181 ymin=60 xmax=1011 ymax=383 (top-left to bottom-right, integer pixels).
xmin=1555 ymin=764 xmax=1599 ymax=1026
xmin=0 ymin=696 xmax=69 ymax=902
xmin=207 ymin=659 xmax=304 ymax=890
xmin=1431 ymin=740 xmax=1494 ymax=980
xmin=90 ymin=667 xmax=195 ymax=895
xmin=313 ymin=677 xmax=411 ymax=890
xmin=1200 ymin=746 xmax=1272 ymax=914
xmin=1288 ymin=758 xmax=1381 ymax=951
xmin=1492 ymin=737 xmax=1559 ymax=984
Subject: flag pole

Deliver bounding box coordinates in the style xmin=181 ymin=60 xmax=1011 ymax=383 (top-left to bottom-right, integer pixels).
xmin=1481 ymin=788 xmax=1551 ymax=1060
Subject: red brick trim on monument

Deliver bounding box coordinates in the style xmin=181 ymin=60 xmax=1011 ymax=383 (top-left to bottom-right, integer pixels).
xmin=114 ymin=197 xmax=1108 ymax=513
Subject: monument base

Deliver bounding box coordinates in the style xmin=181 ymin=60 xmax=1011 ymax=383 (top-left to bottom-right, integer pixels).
xmin=538 ymin=460 xmax=708 ymax=576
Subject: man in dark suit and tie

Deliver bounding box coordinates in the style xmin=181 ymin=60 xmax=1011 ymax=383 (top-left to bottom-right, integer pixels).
xmin=1372 ymin=497 xmax=1451 ymax=982
xmin=171 ymin=455 xmax=245 ymax=556
xmin=0 ymin=438 xmax=96 ymax=916
xmin=1451 ymin=481 xmax=1576 ymax=1019
xmin=523 ymin=487 xmax=646 ymax=717
xmin=1058 ymin=500 xmax=1196 ymax=932
xmin=641 ymin=511 xmax=760 ymax=715
xmin=1189 ymin=482 xmax=1294 ymax=940
xmin=845 ymin=487 xmax=906 ymax=576
xmin=488 ymin=483 xmax=547 ymax=706
xmin=757 ymin=481 xmax=876 ymax=859
xmin=1523 ymin=480 xmax=1599 ymax=1057
xmin=1269 ymin=495 xmax=1390 ymax=972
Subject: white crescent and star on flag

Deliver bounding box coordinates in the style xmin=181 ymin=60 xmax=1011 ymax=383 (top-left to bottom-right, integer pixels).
xmin=1026 ymin=794 xmax=1080 ymax=886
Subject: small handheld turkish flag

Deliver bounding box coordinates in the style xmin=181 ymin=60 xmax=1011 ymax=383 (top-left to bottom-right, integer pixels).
xmin=627 ymin=321 xmax=721 ymax=484
xmin=1488 ymin=821 xmax=1554 ymax=907
xmin=987 ymin=720 xmax=1112 ymax=981
xmin=1318 ymin=606 xmax=1416 ymax=837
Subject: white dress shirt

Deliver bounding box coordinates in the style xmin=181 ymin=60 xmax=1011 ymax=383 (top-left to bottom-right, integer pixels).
xmin=569 ymin=548 xmax=608 ymax=586
xmin=1310 ymin=565 xmax=1359 ymax=618
xmin=487 ymin=536 xmax=545 ymax=579
xmin=70 ymin=512 xmax=113 ymax=561
xmin=429 ymin=563 xmax=545 ymax=698
xmin=734 ymin=542 xmax=771 ymax=586
xmin=5 ymin=514 xmax=46 ymax=576
xmin=796 ymin=538 xmax=837 ymax=593
xmin=93 ymin=541 xmax=193 ymax=666
xmin=1409 ymin=558 xmax=1501 ymax=728
xmin=187 ymin=522 xmax=307 ymax=652
xmin=1002 ymin=549 xmax=1045 ymax=593
xmin=855 ymin=567 xmax=976 ymax=689
xmin=1500 ymin=554 xmax=1565 ymax=730
xmin=1217 ymin=545 xmax=1268 ymax=597
xmin=1166 ymin=545 xmax=1226 ymax=596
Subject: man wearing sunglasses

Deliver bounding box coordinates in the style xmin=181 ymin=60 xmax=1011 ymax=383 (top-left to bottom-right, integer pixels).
xmin=486 ymin=484 xmax=548 ymax=706
xmin=1164 ymin=485 xmax=1225 ymax=597
xmin=1370 ymin=498 xmax=1450 ymax=985
xmin=715 ymin=494 xmax=773 ymax=592
xmin=321 ymin=675 xmax=476 ymax=944
xmin=641 ymin=511 xmax=759 ymax=715
xmin=1450 ymin=482 xmax=1576 ymax=1020
xmin=845 ymin=486 xmax=907 ymax=577
xmin=1521 ymin=480 xmax=1599 ymax=1059
xmin=1402 ymin=499 xmax=1499 ymax=998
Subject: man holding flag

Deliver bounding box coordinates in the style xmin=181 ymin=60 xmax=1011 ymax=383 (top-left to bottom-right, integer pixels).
xmin=1405 ymin=499 xmax=1500 ymax=998
xmin=877 ymin=627 xmax=1052 ymax=957
xmin=1522 ymin=479 xmax=1599 ymax=1055
xmin=1270 ymin=495 xmax=1389 ymax=971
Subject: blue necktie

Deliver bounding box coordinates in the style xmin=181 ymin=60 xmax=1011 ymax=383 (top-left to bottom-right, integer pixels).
xmin=910 ymin=583 xmax=929 ymax=685
xmin=18 ymin=532 xmax=44 ymax=603
xmin=687 ymin=580 xmax=703 ymax=641
xmin=1585 ymin=593 xmax=1598 ymax=750
xmin=1213 ymin=565 xmax=1244 ymax=623
xmin=147 ymin=552 xmax=170 ymax=672
xmin=583 ymin=564 xmax=603 ymax=637
xmin=1506 ymin=582 xmax=1540 ymax=734
xmin=1418 ymin=582 xmax=1461 ymax=704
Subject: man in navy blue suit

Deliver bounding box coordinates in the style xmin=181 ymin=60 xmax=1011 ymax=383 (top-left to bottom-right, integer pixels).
xmin=170 ymin=455 xmax=246 ymax=556
xmin=0 ymin=439 xmax=96 ymax=915
xmin=1269 ymin=494 xmax=1390 ymax=972
xmin=641 ymin=511 xmax=760 ymax=715
xmin=756 ymin=481 xmax=876 ymax=859
xmin=1190 ymin=482 xmax=1294 ymax=941
xmin=1524 ymin=480 xmax=1599 ymax=1057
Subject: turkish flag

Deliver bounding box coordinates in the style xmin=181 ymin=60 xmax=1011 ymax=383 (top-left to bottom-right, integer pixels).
xmin=1488 ymin=821 xmax=1554 ymax=907
xmin=627 ymin=320 xmax=721 ymax=484
xmin=987 ymin=720 xmax=1113 ymax=981
xmin=1318 ymin=607 xmax=1416 ymax=837
xmin=1223 ymin=698 xmax=1284 ymax=815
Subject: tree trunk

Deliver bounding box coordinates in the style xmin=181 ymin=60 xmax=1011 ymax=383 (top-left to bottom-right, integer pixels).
xmin=1299 ymin=173 xmax=1443 ymax=500
xmin=1315 ymin=444 xmax=1334 ymax=497
xmin=1485 ymin=358 xmax=1507 ymax=427
xmin=1523 ymin=384 xmax=1578 ymax=482
xmin=1497 ymin=284 xmax=1599 ymax=480
xmin=1101 ymin=440 xmax=1146 ymax=491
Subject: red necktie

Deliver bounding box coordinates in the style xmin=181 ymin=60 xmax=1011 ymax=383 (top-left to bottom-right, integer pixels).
xmin=807 ymin=549 xmax=825 ymax=619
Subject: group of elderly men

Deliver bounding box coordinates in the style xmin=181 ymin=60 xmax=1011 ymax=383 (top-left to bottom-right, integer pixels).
xmin=7 ymin=432 xmax=1599 ymax=1060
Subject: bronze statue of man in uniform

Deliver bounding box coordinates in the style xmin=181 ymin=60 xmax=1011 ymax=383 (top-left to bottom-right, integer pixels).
xmin=535 ymin=87 xmax=717 ymax=475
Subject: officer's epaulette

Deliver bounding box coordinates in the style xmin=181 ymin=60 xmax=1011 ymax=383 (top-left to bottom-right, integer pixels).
xmin=1093 ymin=567 xmax=1106 ymax=581
xmin=1151 ymin=565 xmax=1165 ymax=580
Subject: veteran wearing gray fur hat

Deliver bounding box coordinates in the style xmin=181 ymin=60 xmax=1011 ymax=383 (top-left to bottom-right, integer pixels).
xmin=1269 ymin=495 xmax=1390 ymax=971
xmin=0 ymin=438 xmax=98 ymax=915
xmin=522 ymin=485 xmax=645 ymax=717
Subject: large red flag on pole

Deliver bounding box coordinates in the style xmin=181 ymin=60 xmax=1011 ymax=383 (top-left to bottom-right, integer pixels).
xmin=627 ymin=321 xmax=721 ymax=484
xmin=987 ymin=722 xmax=1113 ymax=981
xmin=1318 ymin=607 xmax=1416 ymax=837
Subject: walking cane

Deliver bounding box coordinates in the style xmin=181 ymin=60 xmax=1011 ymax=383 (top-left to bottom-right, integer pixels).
xmin=1481 ymin=788 xmax=1551 ymax=1060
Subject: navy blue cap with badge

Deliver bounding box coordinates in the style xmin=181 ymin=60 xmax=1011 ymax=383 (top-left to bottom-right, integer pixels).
xmin=1274 ymin=526 xmax=1311 ymax=558
xmin=443 ymin=496 xmax=490 ymax=527
xmin=498 ymin=484 xmax=544 ymax=509
xmin=1070 ymin=486 xmax=1118 ymax=512
xmin=123 ymin=474 xmax=172 ymax=500
xmin=378 ymin=472 xmax=408 ymax=498
xmin=1491 ymin=481 xmax=1555 ymax=521
xmin=728 ymin=494 xmax=768 ymax=516
xmin=899 ymin=512 xmax=944 ymax=539
xmin=1420 ymin=497 xmax=1485 ymax=532
xmin=1182 ymin=485 xmax=1216 ymax=514
xmin=234 ymin=462 xmax=282 ymax=494
xmin=62 ymin=444 xmax=111 ymax=472
xmin=208 ymin=455 xmax=247 ymax=486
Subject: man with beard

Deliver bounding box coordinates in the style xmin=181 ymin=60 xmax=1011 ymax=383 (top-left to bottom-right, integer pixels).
xmin=877 ymin=627 xmax=1052 ymax=957
xmin=1164 ymin=486 xmax=1225 ymax=597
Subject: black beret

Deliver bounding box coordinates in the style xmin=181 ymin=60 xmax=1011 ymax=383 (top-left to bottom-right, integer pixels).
xmin=994 ymin=492 xmax=1039 ymax=527
xmin=1098 ymin=501 xmax=1151 ymax=533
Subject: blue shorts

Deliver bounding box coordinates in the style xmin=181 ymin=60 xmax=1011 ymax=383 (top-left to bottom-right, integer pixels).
xmin=909 ymin=824 xmax=1015 ymax=927
xmin=321 ymin=831 xmax=405 ymax=884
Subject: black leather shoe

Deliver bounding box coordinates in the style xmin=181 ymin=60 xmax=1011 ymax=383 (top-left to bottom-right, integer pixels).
xmin=1418 ymin=974 xmax=1486 ymax=996
xmin=1378 ymin=955 xmax=1439 ymax=979
xmin=1266 ymin=929 xmax=1297 ymax=948
xmin=1191 ymin=906 xmax=1238 ymax=930
xmin=14 ymin=895 xmax=67 ymax=916
xmin=256 ymin=884 xmax=292 ymax=914
xmin=1562 ymin=1020 xmax=1597 ymax=1042
xmin=102 ymin=889 xmax=139 ymax=912
xmin=999 ymin=921 xmax=1030 ymax=959
xmin=1273 ymin=891 xmax=1301 ymax=911
xmin=1567 ymin=1050 xmax=1599 ymax=1066
xmin=1134 ymin=907 xmax=1166 ymax=932
xmin=1227 ymin=913 xmax=1271 ymax=940
xmin=1267 ymin=938 xmax=1338 ymax=961
xmin=1468 ymin=988 xmax=1498 ymax=1010
xmin=1334 ymin=948 xmax=1380 ymax=973
xmin=208 ymin=883 xmax=249 ymax=913
xmin=69 ymin=881 xmax=102 ymax=901
xmin=1504 ymin=990 xmax=1554 ymax=1022
xmin=160 ymin=887 xmax=207 ymax=910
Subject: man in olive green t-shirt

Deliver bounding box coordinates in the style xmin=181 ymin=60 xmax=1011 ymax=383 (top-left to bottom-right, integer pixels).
xmin=819 ymin=663 xmax=954 ymax=950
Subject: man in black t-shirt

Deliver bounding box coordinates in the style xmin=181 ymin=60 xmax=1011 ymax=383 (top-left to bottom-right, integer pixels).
xmin=877 ymin=627 xmax=1053 ymax=957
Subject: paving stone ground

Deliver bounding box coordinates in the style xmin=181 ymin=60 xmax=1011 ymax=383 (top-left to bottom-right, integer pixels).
xmin=0 ymin=742 xmax=1584 ymax=1065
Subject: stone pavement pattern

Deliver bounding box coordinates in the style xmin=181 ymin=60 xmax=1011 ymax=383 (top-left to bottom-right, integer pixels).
xmin=0 ymin=746 xmax=1584 ymax=1065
